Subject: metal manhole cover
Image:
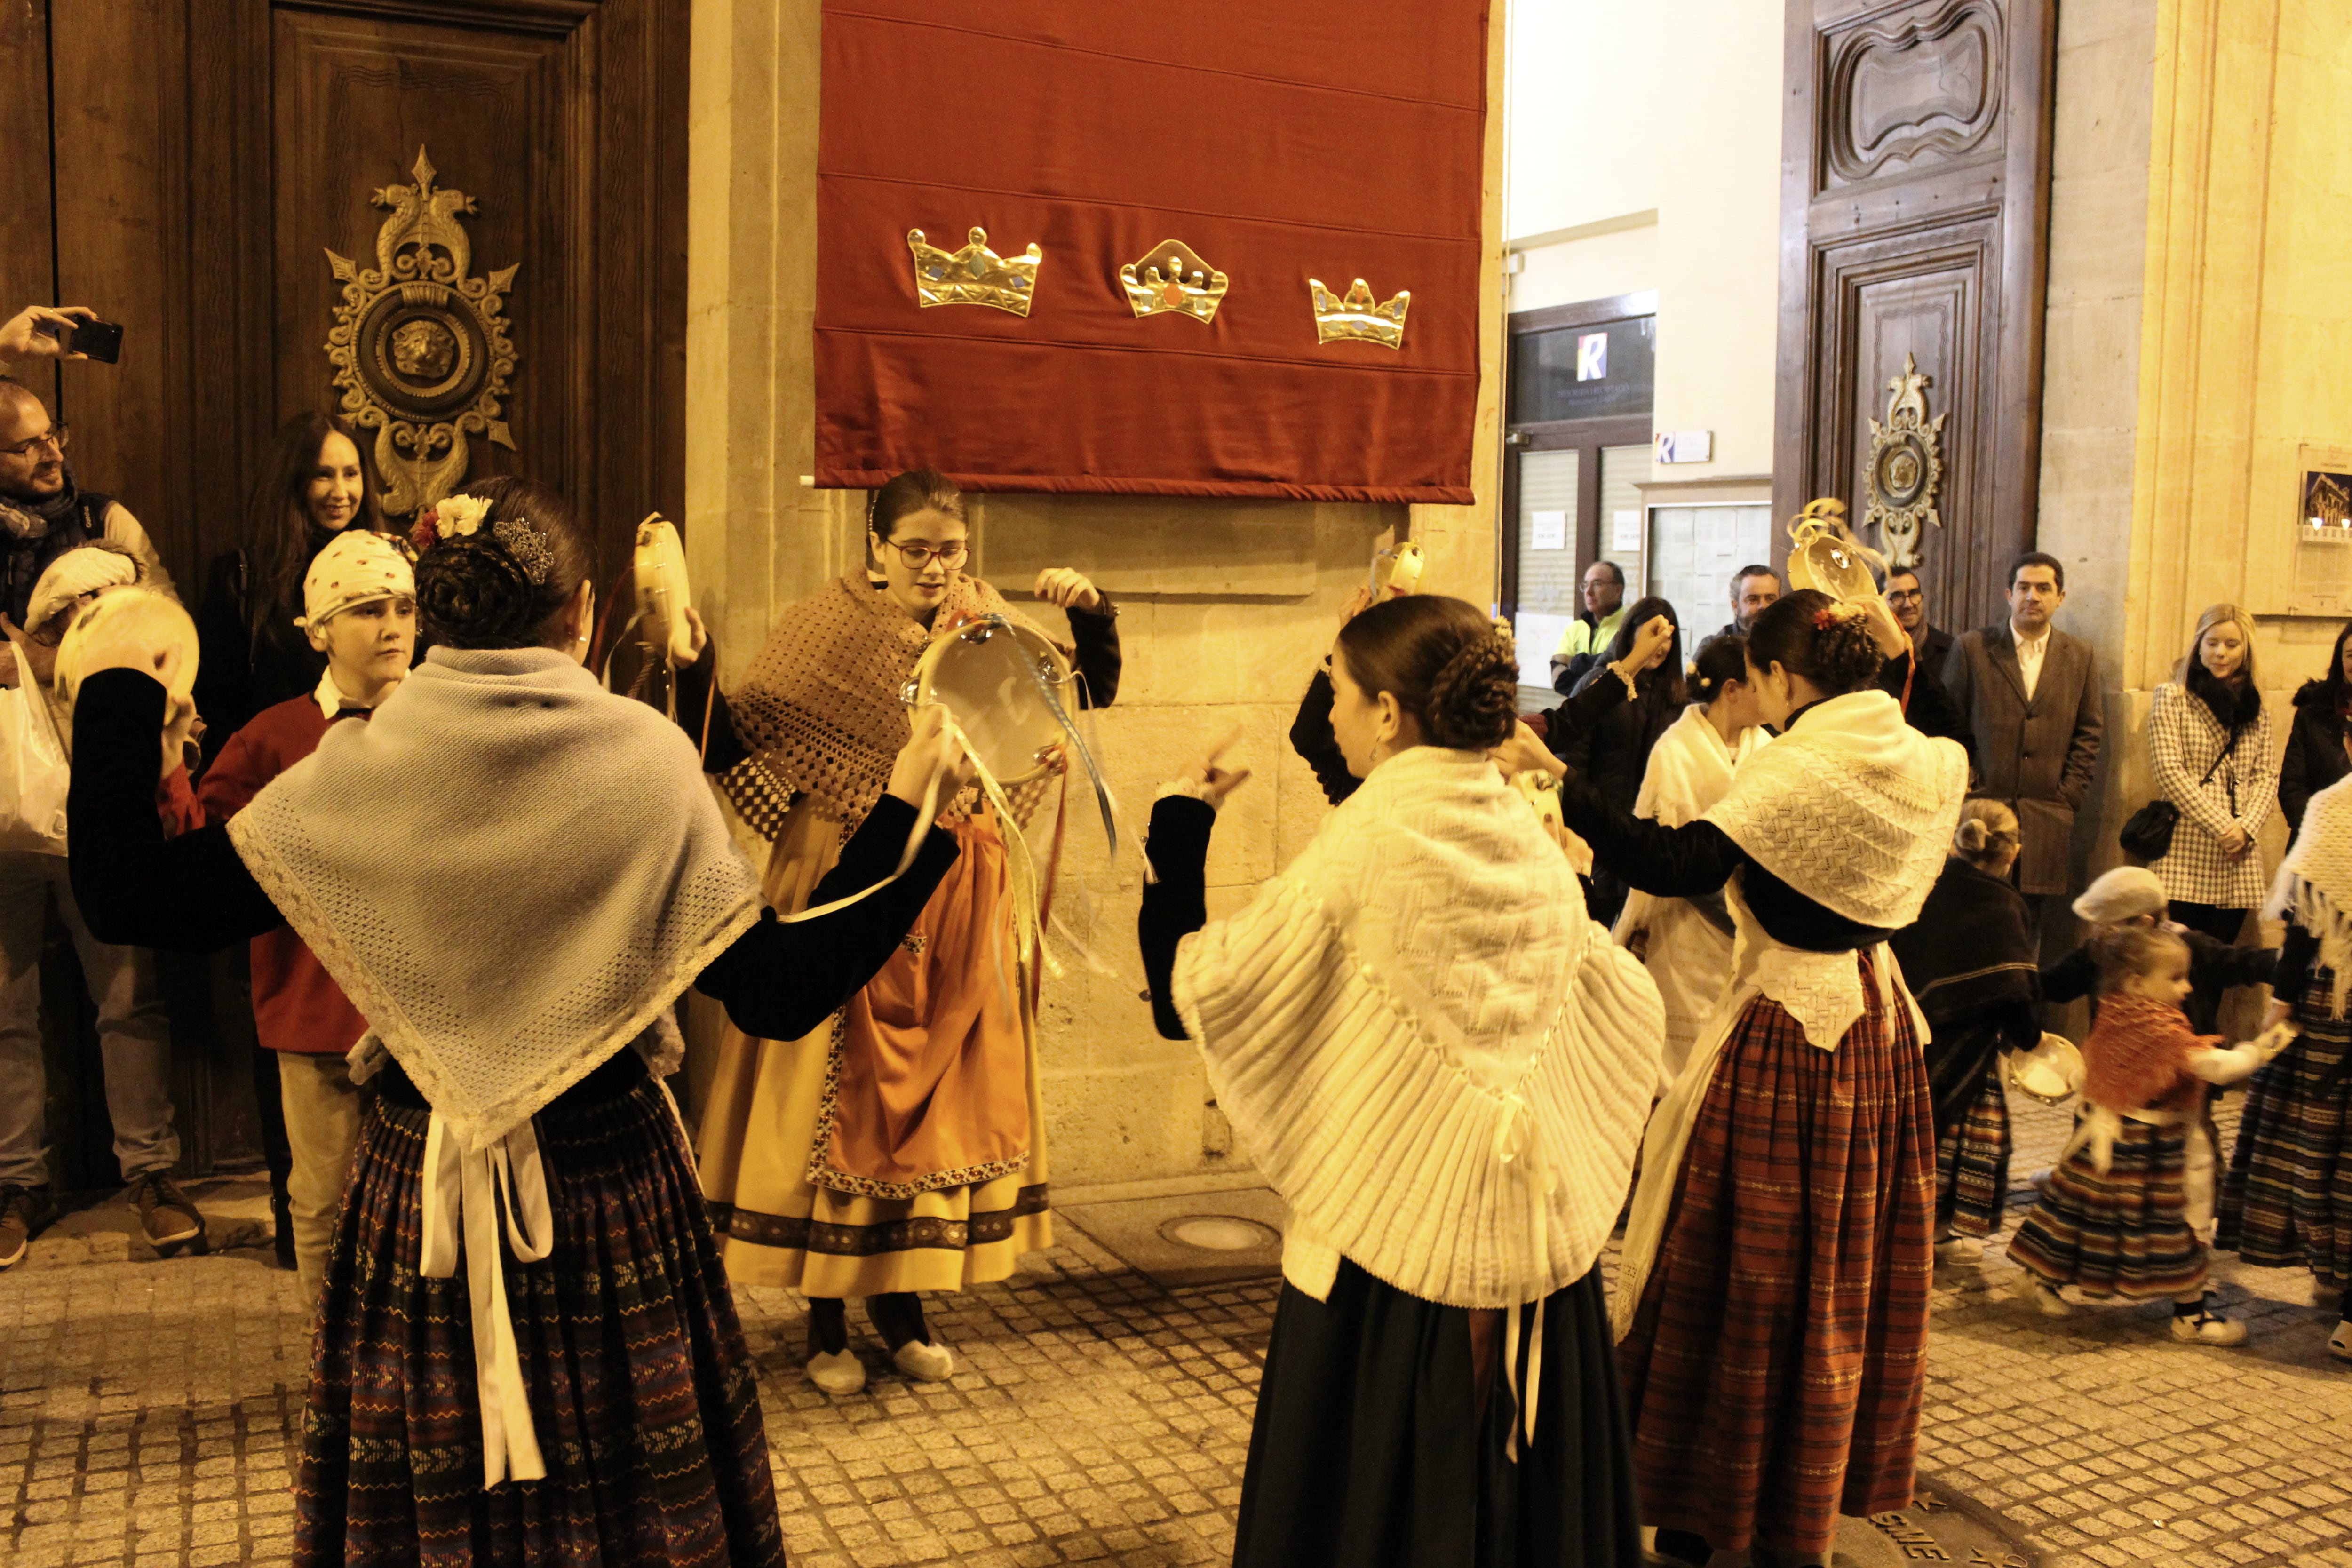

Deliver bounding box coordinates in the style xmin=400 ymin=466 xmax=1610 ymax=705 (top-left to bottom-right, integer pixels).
xmin=1159 ymin=1215 xmax=1278 ymax=1252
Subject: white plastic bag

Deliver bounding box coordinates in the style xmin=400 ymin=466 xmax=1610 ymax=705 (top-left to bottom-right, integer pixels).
xmin=0 ymin=629 xmax=70 ymax=855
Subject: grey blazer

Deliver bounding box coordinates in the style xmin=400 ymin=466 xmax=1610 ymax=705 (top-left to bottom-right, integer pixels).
xmin=1942 ymin=624 xmax=2104 ymax=896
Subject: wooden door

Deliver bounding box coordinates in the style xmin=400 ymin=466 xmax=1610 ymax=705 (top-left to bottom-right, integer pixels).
xmin=1772 ymin=0 xmax=2058 ymax=635
xmin=2 ymin=0 xmax=687 ymax=1176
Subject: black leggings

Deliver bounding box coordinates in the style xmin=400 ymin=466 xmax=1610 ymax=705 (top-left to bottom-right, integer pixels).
xmin=2168 ymin=900 xmax=2249 ymax=1035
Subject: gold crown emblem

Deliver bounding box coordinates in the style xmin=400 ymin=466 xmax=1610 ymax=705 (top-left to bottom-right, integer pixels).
xmin=1120 ymin=239 xmax=1227 ymax=325
xmin=1309 ymin=277 xmax=1410 ymax=350
xmin=907 ymin=226 xmax=1043 ymax=316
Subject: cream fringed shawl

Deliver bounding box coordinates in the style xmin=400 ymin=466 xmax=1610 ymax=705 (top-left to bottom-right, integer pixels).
xmin=720 ymin=572 xmax=1056 ymax=840
xmin=227 ymin=646 xmax=763 ymax=1489
xmin=2270 ymin=772 xmax=2352 ymax=1018
xmin=1169 ymin=745 xmax=1664 ymax=1311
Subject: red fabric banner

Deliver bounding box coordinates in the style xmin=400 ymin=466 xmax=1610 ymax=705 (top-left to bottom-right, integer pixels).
xmin=814 ymin=2 xmax=1490 ymax=502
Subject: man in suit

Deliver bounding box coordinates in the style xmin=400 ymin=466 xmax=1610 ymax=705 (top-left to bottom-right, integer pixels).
xmin=1886 ymin=566 xmax=1953 ymax=676
xmin=1943 ymin=552 xmax=2104 ymax=921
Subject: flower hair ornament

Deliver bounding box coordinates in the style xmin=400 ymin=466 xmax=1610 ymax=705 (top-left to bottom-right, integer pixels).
xmin=1812 ymin=599 xmax=1867 ymax=631
xmin=407 ymin=493 xmax=551 ymax=586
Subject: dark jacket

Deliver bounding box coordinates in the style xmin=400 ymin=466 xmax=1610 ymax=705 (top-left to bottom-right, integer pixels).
xmin=1942 ymin=623 xmax=2104 ymax=895
xmin=1913 ymin=623 xmax=1954 ymax=679
xmin=192 ymin=547 xmax=330 ymax=769
xmin=2279 ymin=679 xmax=2351 ymax=841
xmin=1557 ymin=668 xmax=1680 ymax=816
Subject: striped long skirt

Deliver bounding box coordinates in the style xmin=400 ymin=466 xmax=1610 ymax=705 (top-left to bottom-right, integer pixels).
xmin=2008 ymin=1117 xmax=2205 ymax=1300
xmin=2218 ymin=974 xmax=2352 ymax=1283
xmin=1617 ymin=958 xmax=1936 ymax=1558
xmin=295 ymin=1052 xmax=785 ymax=1568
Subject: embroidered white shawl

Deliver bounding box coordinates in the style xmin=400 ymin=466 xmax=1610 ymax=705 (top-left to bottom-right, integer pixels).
xmin=1170 ymin=745 xmax=1663 ymax=1310
xmin=1703 ymin=688 xmax=1967 ymax=929
xmin=227 ymin=645 xmax=762 ymax=1487
xmin=2271 ymin=771 xmax=2352 ymax=1018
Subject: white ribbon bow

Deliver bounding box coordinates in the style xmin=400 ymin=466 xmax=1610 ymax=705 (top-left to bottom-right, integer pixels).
xmin=1493 ymin=1093 xmax=1553 ymax=1464
xmin=420 ymin=1112 xmax=555 ymax=1487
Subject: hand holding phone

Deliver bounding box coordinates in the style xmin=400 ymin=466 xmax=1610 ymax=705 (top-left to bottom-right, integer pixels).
xmin=0 ymin=305 xmax=118 ymax=365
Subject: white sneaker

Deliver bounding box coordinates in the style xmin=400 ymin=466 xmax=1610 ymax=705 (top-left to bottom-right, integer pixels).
xmin=2328 ymin=1320 xmax=2352 ymax=1363
xmin=2019 ymin=1275 xmax=2073 ymax=1317
xmin=806 ymin=1347 xmax=866 ymax=1396
xmin=1934 ymin=1237 xmax=1986 ymax=1264
xmin=892 ymin=1338 xmax=955 ymax=1382
xmin=2170 ymin=1307 xmax=2248 ymax=1346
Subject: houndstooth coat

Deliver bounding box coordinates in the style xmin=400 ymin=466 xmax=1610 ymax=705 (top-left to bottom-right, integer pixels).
xmin=2148 ymin=681 xmax=2277 ymax=908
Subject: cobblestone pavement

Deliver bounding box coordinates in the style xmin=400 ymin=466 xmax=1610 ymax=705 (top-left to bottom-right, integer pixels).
xmin=3 ymin=1095 xmax=2351 ymax=1568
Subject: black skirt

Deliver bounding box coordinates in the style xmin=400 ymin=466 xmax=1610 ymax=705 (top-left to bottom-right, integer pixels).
xmin=1234 ymin=1258 xmax=1641 ymax=1568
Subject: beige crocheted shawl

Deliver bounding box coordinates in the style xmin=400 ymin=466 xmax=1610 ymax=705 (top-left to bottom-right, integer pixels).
xmin=721 ymin=573 xmax=1055 ymax=840
xmin=2271 ymin=772 xmax=2352 ymax=1018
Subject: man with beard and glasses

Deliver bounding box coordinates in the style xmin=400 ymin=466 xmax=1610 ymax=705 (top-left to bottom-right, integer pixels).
xmin=0 ymin=307 xmax=173 ymax=691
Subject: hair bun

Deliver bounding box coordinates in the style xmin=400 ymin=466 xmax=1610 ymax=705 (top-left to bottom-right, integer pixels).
xmin=1954 ymin=818 xmax=1990 ymax=852
xmin=1424 ymin=632 xmax=1518 ymax=750
xmin=416 ymin=538 xmax=540 ymax=646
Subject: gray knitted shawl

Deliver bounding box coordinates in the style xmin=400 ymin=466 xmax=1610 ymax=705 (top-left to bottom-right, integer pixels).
xmin=227 ymin=645 xmax=763 ymax=1150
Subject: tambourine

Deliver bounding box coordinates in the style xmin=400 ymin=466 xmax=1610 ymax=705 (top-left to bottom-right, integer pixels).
xmin=1783 ymin=497 xmax=1884 ymax=603
xmin=904 ymin=614 xmax=1074 ymax=789
xmin=1371 ymin=540 xmax=1424 ymax=599
xmin=2003 ymin=1031 xmax=2085 ymax=1109
xmin=631 ymin=514 xmax=693 ymax=666
xmin=55 ymin=585 xmax=199 ymax=736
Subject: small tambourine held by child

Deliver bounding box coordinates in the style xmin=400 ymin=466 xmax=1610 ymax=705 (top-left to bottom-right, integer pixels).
xmin=2008 ymin=924 xmax=2293 ymax=1345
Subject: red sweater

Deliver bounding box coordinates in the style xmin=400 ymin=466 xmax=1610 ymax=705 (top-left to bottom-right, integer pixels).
xmin=2081 ymin=994 xmax=2218 ymax=1114
xmin=198 ymin=695 xmax=369 ymax=1056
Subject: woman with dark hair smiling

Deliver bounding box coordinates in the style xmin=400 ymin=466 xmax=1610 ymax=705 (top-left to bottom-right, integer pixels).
xmin=193 ymin=412 xmax=389 ymax=764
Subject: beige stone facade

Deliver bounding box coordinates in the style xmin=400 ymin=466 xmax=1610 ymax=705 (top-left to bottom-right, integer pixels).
xmin=677 ymin=0 xmax=1505 ymax=1188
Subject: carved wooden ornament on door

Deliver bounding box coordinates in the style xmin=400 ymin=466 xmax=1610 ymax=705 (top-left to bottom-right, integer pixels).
xmin=325 ymin=148 xmax=519 ymax=516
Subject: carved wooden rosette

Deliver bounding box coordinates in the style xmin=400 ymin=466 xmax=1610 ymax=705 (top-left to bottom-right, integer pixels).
xmin=1864 ymin=353 xmax=1947 ymax=569
xmin=324 ymin=148 xmax=519 ymax=517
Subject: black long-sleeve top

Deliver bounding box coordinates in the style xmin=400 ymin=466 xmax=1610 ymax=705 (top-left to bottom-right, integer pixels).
xmin=1137 ymin=793 xmax=1216 ymax=1040
xmin=69 ymin=668 xmax=957 ymax=1045
xmin=1553 ymin=692 xmax=1923 ymax=952
xmin=1287 ymin=659 xmax=1635 ymax=809
xmin=677 ymin=589 xmax=1124 ymax=776
xmin=2040 ymin=927 xmax=2279 ymax=1009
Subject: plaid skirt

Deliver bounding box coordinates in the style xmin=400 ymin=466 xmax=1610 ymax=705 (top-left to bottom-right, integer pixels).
xmin=1617 ymin=959 xmax=1935 ymax=1557
xmin=295 ymin=1053 xmax=786 ymax=1568
xmin=2009 ymin=1116 xmax=2204 ymax=1300
xmin=1937 ymin=1072 xmax=2011 ymax=1239
xmin=2218 ymin=973 xmax=2352 ymax=1281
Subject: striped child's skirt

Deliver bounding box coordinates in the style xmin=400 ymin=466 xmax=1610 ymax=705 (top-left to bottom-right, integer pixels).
xmin=2010 ymin=1114 xmax=2205 ymax=1301
xmin=294 ymin=1051 xmax=785 ymax=1568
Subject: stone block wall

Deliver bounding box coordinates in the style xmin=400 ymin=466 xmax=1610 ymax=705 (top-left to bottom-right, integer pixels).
xmin=680 ymin=0 xmax=1504 ymax=1188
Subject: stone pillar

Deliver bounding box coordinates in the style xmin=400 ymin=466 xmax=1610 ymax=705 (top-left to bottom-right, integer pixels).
xmin=682 ymin=0 xmax=1506 ymax=1188
xmin=2040 ymin=0 xmax=2352 ymax=1028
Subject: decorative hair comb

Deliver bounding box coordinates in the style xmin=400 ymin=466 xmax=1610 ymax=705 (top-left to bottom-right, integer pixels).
xmin=493 ymin=517 xmax=553 ymax=585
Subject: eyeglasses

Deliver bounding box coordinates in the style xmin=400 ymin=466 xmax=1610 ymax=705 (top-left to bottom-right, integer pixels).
xmin=0 ymin=424 xmax=68 ymax=462
xmin=1887 ymin=589 xmax=1923 ymax=605
xmin=879 ymin=538 xmax=969 ymax=569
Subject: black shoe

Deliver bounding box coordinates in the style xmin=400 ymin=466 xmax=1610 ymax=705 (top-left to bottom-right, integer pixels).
xmin=270 ymin=1183 xmax=295 ymax=1271
xmin=0 ymin=1185 xmax=60 ymax=1270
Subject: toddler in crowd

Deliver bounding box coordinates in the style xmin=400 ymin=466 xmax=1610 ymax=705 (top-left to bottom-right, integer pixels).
xmin=2010 ymin=924 xmax=2291 ymax=1344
